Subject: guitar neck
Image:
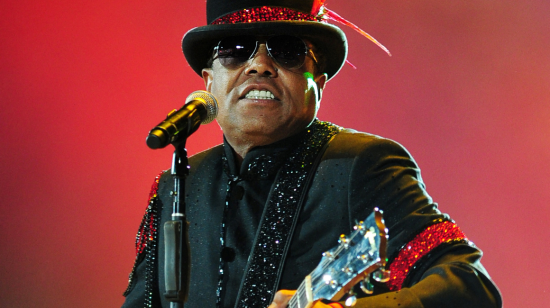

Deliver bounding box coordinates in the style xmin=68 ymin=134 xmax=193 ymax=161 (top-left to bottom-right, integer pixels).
xmin=287 ymin=277 xmax=313 ymax=308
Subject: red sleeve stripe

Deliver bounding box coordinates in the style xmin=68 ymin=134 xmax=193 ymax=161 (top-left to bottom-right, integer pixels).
xmin=135 ymin=172 xmax=162 ymax=255
xmin=387 ymin=221 xmax=467 ymax=291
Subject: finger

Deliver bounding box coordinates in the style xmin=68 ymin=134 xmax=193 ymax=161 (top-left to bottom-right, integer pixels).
xmin=270 ymin=290 xmax=296 ymax=308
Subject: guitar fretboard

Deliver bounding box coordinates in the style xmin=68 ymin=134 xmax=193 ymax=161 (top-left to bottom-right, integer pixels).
xmin=288 ymin=279 xmax=310 ymax=308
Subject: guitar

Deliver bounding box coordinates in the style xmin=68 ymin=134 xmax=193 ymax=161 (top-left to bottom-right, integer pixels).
xmin=286 ymin=208 xmax=389 ymax=308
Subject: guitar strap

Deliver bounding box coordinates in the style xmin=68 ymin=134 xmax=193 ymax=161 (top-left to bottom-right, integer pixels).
xmin=234 ymin=120 xmax=341 ymax=308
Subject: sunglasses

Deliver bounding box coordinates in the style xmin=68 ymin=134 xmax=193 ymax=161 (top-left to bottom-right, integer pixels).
xmin=212 ymin=35 xmax=318 ymax=70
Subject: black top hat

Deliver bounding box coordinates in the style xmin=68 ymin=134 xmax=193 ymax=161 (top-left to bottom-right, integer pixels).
xmin=181 ymin=0 xmax=348 ymax=80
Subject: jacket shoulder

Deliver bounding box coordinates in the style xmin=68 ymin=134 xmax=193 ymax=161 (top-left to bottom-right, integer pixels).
xmin=188 ymin=144 xmax=224 ymax=169
xmin=327 ymin=128 xmax=416 ymax=163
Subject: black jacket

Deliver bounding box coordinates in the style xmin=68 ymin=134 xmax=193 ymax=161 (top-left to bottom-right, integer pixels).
xmin=122 ymin=127 xmax=502 ymax=308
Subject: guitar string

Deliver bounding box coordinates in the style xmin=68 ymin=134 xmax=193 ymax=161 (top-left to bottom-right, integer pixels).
xmin=289 ymin=279 xmax=307 ymax=308
xmin=297 ymin=280 xmax=306 ymax=306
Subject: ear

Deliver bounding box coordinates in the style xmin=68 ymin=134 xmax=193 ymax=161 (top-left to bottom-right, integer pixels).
xmin=202 ymin=68 xmax=213 ymax=92
xmin=314 ymin=73 xmax=327 ymax=102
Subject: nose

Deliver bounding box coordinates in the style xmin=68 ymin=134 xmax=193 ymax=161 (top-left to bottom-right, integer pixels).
xmin=245 ymin=44 xmax=278 ymax=77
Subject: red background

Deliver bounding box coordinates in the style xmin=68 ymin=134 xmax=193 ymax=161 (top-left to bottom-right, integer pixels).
xmin=1 ymin=0 xmax=549 ymax=307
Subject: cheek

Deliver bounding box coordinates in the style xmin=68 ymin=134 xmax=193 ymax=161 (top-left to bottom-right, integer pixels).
xmin=209 ymin=78 xmax=234 ymax=126
xmin=209 ymin=79 xmax=230 ymax=111
xmin=207 ymin=65 xmax=231 ymax=98
xmin=209 ymin=77 xmax=223 ymax=98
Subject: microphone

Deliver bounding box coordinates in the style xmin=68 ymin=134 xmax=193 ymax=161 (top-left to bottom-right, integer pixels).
xmin=146 ymin=91 xmax=218 ymax=149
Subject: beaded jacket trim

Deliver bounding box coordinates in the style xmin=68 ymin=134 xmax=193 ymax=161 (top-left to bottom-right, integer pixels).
xmin=236 ymin=121 xmax=341 ymax=308
xmin=123 ymin=172 xmax=164 ymax=308
xmin=386 ymin=220 xmax=467 ymax=291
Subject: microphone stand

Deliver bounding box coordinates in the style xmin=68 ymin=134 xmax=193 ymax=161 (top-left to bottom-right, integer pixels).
xmin=163 ymin=138 xmax=191 ymax=308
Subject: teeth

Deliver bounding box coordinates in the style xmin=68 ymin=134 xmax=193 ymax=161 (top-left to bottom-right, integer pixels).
xmin=245 ymin=89 xmax=275 ymax=99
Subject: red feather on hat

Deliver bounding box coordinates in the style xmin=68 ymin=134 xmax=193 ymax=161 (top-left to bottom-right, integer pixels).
xmin=311 ymin=0 xmax=391 ymax=56
xmin=311 ymin=0 xmax=327 ymax=16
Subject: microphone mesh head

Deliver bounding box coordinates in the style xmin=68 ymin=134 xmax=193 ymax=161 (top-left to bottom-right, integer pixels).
xmin=185 ymin=90 xmax=218 ymax=124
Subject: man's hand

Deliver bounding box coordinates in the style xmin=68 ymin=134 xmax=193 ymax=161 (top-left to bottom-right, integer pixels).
xmin=267 ymin=290 xmax=295 ymax=308
xmin=268 ymin=290 xmax=339 ymax=308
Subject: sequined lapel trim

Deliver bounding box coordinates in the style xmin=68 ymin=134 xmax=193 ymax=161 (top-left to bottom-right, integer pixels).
xmin=386 ymin=220 xmax=468 ymax=291
xmin=236 ymin=121 xmax=341 ymax=308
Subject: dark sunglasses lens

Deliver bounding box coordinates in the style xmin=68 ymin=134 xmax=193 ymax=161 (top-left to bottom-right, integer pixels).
xmin=267 ymin=36 xmax=307 ymax=69
xmin=217 ymin=36 xmax=256 ymax=68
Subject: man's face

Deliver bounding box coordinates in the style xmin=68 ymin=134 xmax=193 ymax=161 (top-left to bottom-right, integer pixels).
xmin=202 ymin=38 xmax=327 ymax=149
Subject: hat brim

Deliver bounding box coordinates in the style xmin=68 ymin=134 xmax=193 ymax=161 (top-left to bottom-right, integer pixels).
xmin=181 ymin=21 xmax=347 ymax=80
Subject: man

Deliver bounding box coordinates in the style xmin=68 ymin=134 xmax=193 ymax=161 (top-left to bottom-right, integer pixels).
xmin=122 ymin=1 xmax=502 ymax=307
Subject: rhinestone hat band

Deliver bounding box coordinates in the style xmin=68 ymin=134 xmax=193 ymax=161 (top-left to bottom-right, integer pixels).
xmin=212 ymin=6 xmax=322 ymax=25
